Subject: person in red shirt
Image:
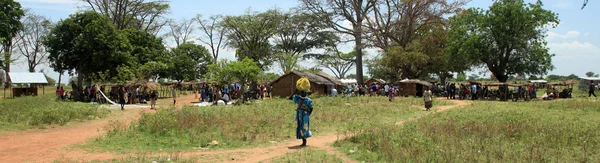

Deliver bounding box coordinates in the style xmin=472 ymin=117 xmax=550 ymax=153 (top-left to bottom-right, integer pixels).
xmin=55 ymin=87 xmax=61 ymax=101
xmin=260 ymin=84 xmax=266 ymax=99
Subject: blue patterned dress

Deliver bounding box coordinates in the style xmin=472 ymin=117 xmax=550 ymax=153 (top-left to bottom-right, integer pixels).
xmin=293 ymin=95 xmax=313 ymax=139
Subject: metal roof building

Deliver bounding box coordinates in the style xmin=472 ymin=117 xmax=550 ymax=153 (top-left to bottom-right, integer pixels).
xmin=8 ymin=72 xmax=48 ymax=84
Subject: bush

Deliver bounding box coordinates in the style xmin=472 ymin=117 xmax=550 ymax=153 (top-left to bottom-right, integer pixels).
xmin=0 ymin=95 xmax=109 ymax=130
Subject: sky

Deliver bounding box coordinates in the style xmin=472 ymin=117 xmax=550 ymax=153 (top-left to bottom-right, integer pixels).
xmin=12 ymin=0 xmax=600 ymax=83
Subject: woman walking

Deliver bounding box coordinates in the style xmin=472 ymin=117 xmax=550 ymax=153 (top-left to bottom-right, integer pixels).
xmin=424 ymin=87 xmax=433 ymax=111
xmin=291 ymin=77 xmax=314 ymax=147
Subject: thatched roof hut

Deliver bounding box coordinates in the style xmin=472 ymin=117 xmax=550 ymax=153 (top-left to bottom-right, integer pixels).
xmin=365 ymin=78 xmax=386 ymax=85
xmin=394 ymin=79 xmax=432 ymax=97
xmin=270 ymin=71 xmax=343 ymax=97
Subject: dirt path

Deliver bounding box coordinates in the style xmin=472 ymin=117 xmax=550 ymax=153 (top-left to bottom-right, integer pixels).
xmin=0 ymin=106 xmax=156 ymax=162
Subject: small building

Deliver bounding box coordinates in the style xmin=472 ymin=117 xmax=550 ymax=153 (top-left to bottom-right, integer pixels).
xmin=579 ymin=77 xmax=600 ymax=91
xmin=270 ymin=71 xmax=343 ymax=97
xmin=365 ymin=78 xmax=386 ymax=85
xmin=394 ymin=79 xmax=433 ymax=97
xmin=8 ymin=72 xmax=48 ymax=97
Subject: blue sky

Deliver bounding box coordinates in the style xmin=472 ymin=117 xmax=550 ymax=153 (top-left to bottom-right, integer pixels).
xmin=13 ymin=0 xmax=600 ymax=82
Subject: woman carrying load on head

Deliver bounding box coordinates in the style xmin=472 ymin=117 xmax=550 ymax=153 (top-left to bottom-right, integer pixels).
xmin=290 ymin=77 xmax=314 ymax=147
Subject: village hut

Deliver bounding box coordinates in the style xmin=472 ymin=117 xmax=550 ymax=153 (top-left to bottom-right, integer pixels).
xmin=579 ymin=77 xmax=600 ymax=91
xmin=365 ymin=78 xmax=386 ymax=85
xmin=394 ymin=79 xmax=433 ymax=97
xmin=270 ymin=71 xmax=343 ymax=97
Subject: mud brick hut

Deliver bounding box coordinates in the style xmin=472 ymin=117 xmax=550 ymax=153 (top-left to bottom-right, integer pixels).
xmin=395 ymin=79 xmax=433 ymax=97
xmin=270 ymin=71 xmax=343 ymax=97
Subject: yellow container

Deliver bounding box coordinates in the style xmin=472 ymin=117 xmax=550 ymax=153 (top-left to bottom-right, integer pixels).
xmin=296 ymin=77 xmax=311 ymax=91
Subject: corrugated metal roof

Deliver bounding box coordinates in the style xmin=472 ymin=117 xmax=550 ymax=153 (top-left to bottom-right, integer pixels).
xmin=528 ymin=80 xmax=548 ymax=83
xmin=580 ymin=77 xmax=600 ymax=81
xmin=340 ymin=79 xmax=357 ymax=84
xmin=8 ymin=72 xmax=48 ymax=84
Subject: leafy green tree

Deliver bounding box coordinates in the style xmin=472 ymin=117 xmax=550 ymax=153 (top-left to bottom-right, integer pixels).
xmin=138 ymin=61 xmax=168 ymax=81
xmin=208 ymin=57 xmax=262 ymax=103
xmin=222 ymin=57 xmax=262 ymax=103
xmin=566 ymin=74 xmax=579 ymax=80
xmin=168 ymin=43 xmax=212 ymax=81
xmin=546 ymin=74 xmax=564 ymax=81
xmin=45 ymin=11 xmax=133 ymax=100
xmin=222 ymin=10 xmax=278 ymax=69
xmin=585 ymin=72 xmax=596 ymax=78
xmin=468 ymin=74 xmax=479 ymax=81
xmin=528 ymin=75 xmax=539 ymax=80
xmin=257 ymin=72 xmax=279 ymax=83
xmin=0 ymin=0 xmax=25 ymax=87
xmin=121 ymin=29 xmax=170 ymax=80
xmin=456 ymin=72 xmax=467 ymax=82
xmin=44 ymin=74 xmax=56 ymax=86
xmin=272 ymin=10 xmax=337 ymax=73
xmin=446 ymin=0 xmax=559 ymax=82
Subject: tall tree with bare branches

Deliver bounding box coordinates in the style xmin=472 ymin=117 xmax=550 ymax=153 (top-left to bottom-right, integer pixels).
xmin=164 ymin=18 xmax=196 ymax=48
xmin=195 ymin=14 xmax=226 ymax=62
xmin=81 ymin=0 xmax=170 ymax=34
xmin=300 ymin=0 xmax=376 ymax=84
xmin=15 ymin=11 xmax=52 ymax=73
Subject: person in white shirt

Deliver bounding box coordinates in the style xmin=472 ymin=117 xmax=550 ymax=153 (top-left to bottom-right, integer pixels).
xmin=424 ymin=87 xmax=433 ymax=111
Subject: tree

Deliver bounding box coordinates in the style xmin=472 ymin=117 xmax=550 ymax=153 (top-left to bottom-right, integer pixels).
xmin=45 ymin=11 xmax=133 ymax=100
xmin=44 ymin=74 xmax=56 ymax=86
xmin=165 ymin=18 xmax=196 ymax=48
xmin=585 ymin=72 xmax=596 ymax=77
xmin=566 ymin=74 xmax=579 ymax=80
xmin=257 ymin=72 xmax=279 ymax=83
xmin=195 ymin=14 xmax=227 ymax=62
xmin=168 ymin=43 xmax=212 ymax=81
xmin=207 ymin=57 xmax=262 ymax=103
xmin=0 ymin=0 xmax=25 ymax=87
xmin=137 ymin=61 xmax=168 ymax=81
xmin=81 ymin=0 xmax=170 ymax=34
xmin=468 ymin=74 xmax=479 ymax=81
xmin=121 ymin=29 xmax=170 ymax=79
xmin=15 ymin=11 xmax=52 ymax=73
xmin=456 ymin=72 xmax=467 ymax=81
xmin=528 ymin=75 xmax=539 ymax=80
xmin=222 ymin=10 xmax=278 ymax=69
xmin=447 ymin=0 xmax=559 ymax=82
xmin=272 ymin=10 xmax=337 ymax=74
xmin=220 ymin=57 xmax=262 ymax=103
xmin=301 ymin=0 xmax=377 ymax=84
xmin=546 ymin=74 xmax=563 ymax=81
xmin=316 ymin=50 xmax=357 ymax=79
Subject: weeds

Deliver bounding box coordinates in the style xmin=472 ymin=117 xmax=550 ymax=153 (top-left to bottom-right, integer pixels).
xmin=336 ymin=99 xmax=600 ymax=162
xmin=89 ymin=96 xmax=448 ymax=152
xmin=0 ymin=94 xmax=109 ymax=130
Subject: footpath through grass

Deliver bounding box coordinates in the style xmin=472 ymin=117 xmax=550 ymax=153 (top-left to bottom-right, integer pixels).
xmin=336 ymin=98 xmax=600 ymax=162
xmin=0 ymin=94 xmax=109 ymax=130
xmin=87 ymin=96 xmax=449 ymax=152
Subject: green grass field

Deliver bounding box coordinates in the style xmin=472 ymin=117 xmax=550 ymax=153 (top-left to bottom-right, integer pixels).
xmin=85 ymin=96 xmax=451 ymax=152
xmin=335 ymin=97 xmax=600 ymax=162
xmin=0 ymin=94 xmax=109 ymax=130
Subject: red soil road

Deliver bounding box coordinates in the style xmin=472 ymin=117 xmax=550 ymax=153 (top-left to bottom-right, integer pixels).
xmin=0 ymin=107 xmax=155 ymax=163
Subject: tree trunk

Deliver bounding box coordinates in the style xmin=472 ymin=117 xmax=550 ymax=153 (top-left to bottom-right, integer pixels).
xmin=496 ymin=73 xmax=508 ymax=82
xmin=57 ymin=72 xmax=62 ymax=87
xmin=354 ymin=33 xmax=364 ymax=84
xmin=75 ymin=74 xmax=84 ymax=101
xmin=3 ymin=43 xmax=11 ymax=88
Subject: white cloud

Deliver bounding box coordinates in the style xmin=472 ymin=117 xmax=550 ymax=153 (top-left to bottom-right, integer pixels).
xmin=552 ymin=1 xmax=570 ymax=9
xmin=547 ymin=31 xmax=581 ymax=41
xmin=549 ymin=41 xmax=600 ymax=59
xmin=584 ymin=33 xmax=591 ymax=37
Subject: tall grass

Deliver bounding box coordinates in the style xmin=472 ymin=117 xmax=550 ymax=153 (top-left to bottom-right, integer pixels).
xmin=335 ymin=98 xmax=600 ymax=162
xmin=0 ymin=94 xmax=109 ymax=130
xmin=89 ymin=96 xmax=449 ymax=152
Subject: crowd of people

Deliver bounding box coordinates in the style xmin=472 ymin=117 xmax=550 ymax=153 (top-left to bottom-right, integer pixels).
xmin=339 ymin=83 xmax=401 ymax=102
